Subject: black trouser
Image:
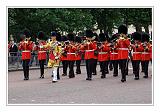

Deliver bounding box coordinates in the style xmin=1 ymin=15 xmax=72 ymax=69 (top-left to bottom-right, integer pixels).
xmin=22 ymin=59 xmax=30 ymax=79
xmin=92 ymin=59 xmax=97 ymax=74
xmin=111 ymin=60 xmax=118 ymax=75
xmin=86 ymin=59 xmax=94 ymax=79
xmin=125 ymin=60 xmax=129 ymax=75
xmin=141 ymin=61 xmax=145 ymax=72
xmin=119 ymin=59 xmax=128 ymax=80
xmin=76 ymin=60 xmax=81 ymax=74
xmin=141 ymin=61 xmax=149 ymax=77
xmin=109 ymin=61 xmax=113 ymax=70
xmin=105 ymin=61 xmax=109 ymax=74
xmin=62 ymin=60 xmax=68 ymax=75
xmin=99 ymin=61 xmax=107 ymax=77
xmin=68 ymin=61 xmax=75 ymax=78
xmin=132 ymin=60 xmax=140 ymax=78
xmin=39 ymin=60 xmax=45 ymax=76
xmin=57 ymin=67 xmax=60 ymax=80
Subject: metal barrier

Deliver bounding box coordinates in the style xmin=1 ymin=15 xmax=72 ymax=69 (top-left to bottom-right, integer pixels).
xmin=8 ymin=51 xmax=86 ymax=71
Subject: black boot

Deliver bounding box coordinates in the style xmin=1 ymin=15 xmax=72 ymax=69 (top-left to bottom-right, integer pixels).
xmin=134 ymin=77 xmax=139 ymax=80
xmin=40 ymin=75 xmax=44 ymax=79
xmin=101 ymin=75 xmax=106 ymax=79
xmin=143 ymin=75 xmax=148 ymax=78
xmin=121 ymin=79 xmax=126 ymax=82
xmin=62 ymin=73 xmax=67 ymax=76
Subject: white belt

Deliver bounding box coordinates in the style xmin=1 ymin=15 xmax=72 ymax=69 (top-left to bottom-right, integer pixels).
xmin=67 ymin=53 xmax=76 ymax=54
xmin=22 ymin=50 xmax=30 ymax=52
xmin=111 ymin=53 xmax=118 ymax=54
xmin=142 ymin=52 xmax=150 ymax=54
xmin=39 ymin=51 xmax=46 ymax=53
xmin=85 ymin=50 xmax=94 ymax=52
xmin=133 ymin=52 xmax=141 ymax=54
xmin=118 ymin=48 xmax=128 ymax=50
xmin=99 ymin=52 xmax=107 ymax=54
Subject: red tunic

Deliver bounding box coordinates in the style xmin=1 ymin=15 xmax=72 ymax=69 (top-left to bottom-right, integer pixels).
xmin=81 ymin=41 xmax=97 ymax=60
xmin=18 ymin=40 xmax=33 ymax=60
xmin=66 ymin=44 xmax=77 ymax=61
xmin=98 ymin=43 xmax=110 ymax=61
xmin=60 ymin=51 xmax=68 ymax=61
xmin=110 ymin=48 xmax=118 ymax=60
xmin=92 ymin=41 xmax=98 ymax=59
xmin=131 ymin=42 xmax=143 ymax=60
xmin=75 ymin=43 xmax=82 ymax=61
xmin=117 ymin=38 xmax=130 ymax=60
xmin=141 ymin=43 xmax=151 ymax=61
xmin=35 ymin=41 xmax=47 ymax=60
xmin=150 ymin=44 xmax=152 ymax=60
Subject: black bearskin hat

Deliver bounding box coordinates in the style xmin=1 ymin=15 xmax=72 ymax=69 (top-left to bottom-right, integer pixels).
xmin=131 ymin=32 xmax=141 ymax=41
xmin=93 ymin=33 xmax=99 ymax=41
xmin=105 ymin=33 xmax=110 ymax=42
xmin=99 ymin=33 xmax=106 ymax=42
xmin=85 ymin=30 xmax=93 ymax=38
xmin=118 ymin=25 xmax=128 ymax=34
xmin=75 ymin=36 xmax=82 ymax=43
xmin=67 ymin=33 xmax=75 ymax=41
xmin=56 ymin=32 xmax=61 ymax=41
xmin=37 ymin=31 xmax=45 ymax=40
xmin=141 ymin=32 xmax=150 ymax=42
xmin=23 ymin=30 xmax=31 ymax=38
xmin=61 ymin=35 xmax=67 ymax=42
xmin=18 ymin=32 xmax=25 ymax=41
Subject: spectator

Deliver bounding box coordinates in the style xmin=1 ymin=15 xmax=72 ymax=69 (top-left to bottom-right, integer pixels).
xmin=8 ymin=35 xmax=18 ymax=65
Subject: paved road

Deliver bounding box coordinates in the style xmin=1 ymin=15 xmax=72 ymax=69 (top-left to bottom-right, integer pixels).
xmin=8 ymin=62 xmax=152 ymax=104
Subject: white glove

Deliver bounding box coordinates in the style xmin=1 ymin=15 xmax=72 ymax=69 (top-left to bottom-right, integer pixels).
xmin=40 ymin=45 xmax=43 ymax=48
xmin=24 ymin=41 xmax=28 ymax=44
xmin=55 ymin=56 xmax=59 ymax=59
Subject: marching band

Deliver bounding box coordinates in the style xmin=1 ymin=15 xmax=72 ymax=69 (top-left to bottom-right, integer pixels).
xmin=15 ymin=25 xmax=152 ymax=83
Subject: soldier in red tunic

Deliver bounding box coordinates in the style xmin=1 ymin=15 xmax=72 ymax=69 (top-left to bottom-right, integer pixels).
xmin=18 ymin=30 xmax=34 ymax=80
xmin=66 ymin=33 xmax=76 ymax=78
xmin=98 ymin=33 xmax=110 ymax=78
xmin=60 ymin=36 xmax=69 ymax=76
xmin=149 ymin=40 xmax=152 ymax=63
xmin=117 ymin=25 xmax=131 ymax=82
xmin=75 ymin=36 xmax=82 ymax=74
xmin=131 ymin=32 xmax=143 ymax=80
xmin=141 ymin=33 xmax=151 ymax=78
xmin=110 ymin=34 xmax=119 ymax=77
xmin=92 ymin=33 xmax=99 ymax=75
xmin=80 ymin=30 xmax=97 ymax=80
xmin=35 ymin=31 xmax=47 ymax=78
